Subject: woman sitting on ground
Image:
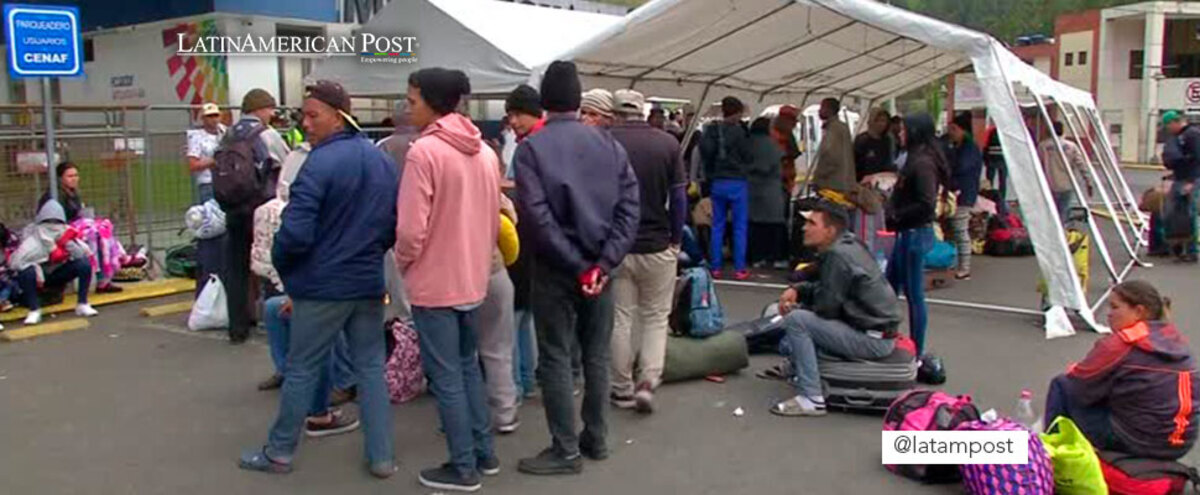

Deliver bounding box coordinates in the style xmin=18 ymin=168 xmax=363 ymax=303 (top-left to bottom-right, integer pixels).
xmin=38 ymin=161 xmax=124 ymax=293
xmin=8 ymin=200 xmax=99 ymax=325
xmin=1045 ymin=280 xmax=1198 ymax=460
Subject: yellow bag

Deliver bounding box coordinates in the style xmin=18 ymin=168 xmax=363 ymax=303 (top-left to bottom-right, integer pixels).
xmin=498 ymin=214 xmax=520 ymax=267
xmin=1039 ymin=416 xmax=1108 ymax=495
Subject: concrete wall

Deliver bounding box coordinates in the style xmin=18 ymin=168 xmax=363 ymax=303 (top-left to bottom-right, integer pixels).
xmin=1099 ymin=18 xmax=1146 ymax=161
xmin=1059 ymin=31 xmax=1095 ymax=92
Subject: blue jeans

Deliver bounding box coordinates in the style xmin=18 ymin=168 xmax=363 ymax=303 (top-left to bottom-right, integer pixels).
xmin=1167 ymin=179 xmax=1199 ymax=255
xmin=710 ymin=178 xmax=749 ymax=272
xmin=887 ymin=226 xmax=933 ymax=356
xmin=1045 ymin=374 xmax=1121 ymax=450
xmin=512 ymin=309 xmax=537 ymax=396
xmin=783 ymin=309 xmax=895 ymax=398
xmin=265 ymin=299 xmax=392 ymax=465
xmin=413 ymin=306 xmax=494 ymax=478
xmin=17 ymin=258 xmax=92 ymax=310
xmin=264 ymin=296 xmax=355 ymax=392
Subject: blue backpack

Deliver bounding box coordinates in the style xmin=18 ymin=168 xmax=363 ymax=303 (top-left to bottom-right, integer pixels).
xmin=680 ymin=267 xmax=724 ymax=338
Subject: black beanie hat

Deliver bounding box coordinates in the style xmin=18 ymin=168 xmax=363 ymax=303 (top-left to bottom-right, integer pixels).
xmin=506 ymin=84 xmax=542 ymax=117
xmin=952 ymin=111 xmax=973 ymax=133
xmin=540 ymin=61 xmax=582 ymax=113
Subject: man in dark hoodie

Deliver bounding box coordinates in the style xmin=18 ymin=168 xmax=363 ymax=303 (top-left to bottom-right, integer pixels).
xmin=514 ymin=61 xmax=640 ymax=476
xmin=1045 ymin=280 xmax=1198 ymax=460
xmin=700 ymin=96 xmax=753 ymax=280
xmin=1164 ymin=111 xmax=1200 ymax=262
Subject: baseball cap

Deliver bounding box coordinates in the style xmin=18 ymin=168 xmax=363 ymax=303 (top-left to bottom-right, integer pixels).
xmin=612 ymin=89 xmax=645 ymax=115
xmin=305 ymin=80 xmax=360 ymax=132
xmin=201 ymin=103 xmax=220 ymax=117
xmin=1162 ymin=110 xmax=1183 ymax=127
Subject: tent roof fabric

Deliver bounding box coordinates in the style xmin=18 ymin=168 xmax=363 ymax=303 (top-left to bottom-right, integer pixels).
xmin=559 ymin=0 xmax=1091 ymax=109
xmin=310 ymin=0 xmax=619 ymax=97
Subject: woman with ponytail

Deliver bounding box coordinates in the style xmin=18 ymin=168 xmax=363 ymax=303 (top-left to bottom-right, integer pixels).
xmin=1045 ymin=280 xmax=1198 ymax=460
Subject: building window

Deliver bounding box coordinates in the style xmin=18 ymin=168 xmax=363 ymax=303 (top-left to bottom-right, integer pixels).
xmin=1130 ymin=50 xmax=1144 ymax=80
xmin=1065 ymin=53 xmax=1074 ymax=67
xmin=1077 ymin=51 xmax=1087 ymax=66
xmin=1164 ymin=19 xmax=1200 ymax=77
xmin=83 ymin=38 xmax=94 ymax=63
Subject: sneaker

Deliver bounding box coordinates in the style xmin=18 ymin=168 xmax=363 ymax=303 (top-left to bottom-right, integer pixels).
xmin=734 ymin=270 xmax=751 ymax=281
xmin=1180 ymin=253 xmax=1199 ymax=264
xmin=330 ymin=387 xmax=357 ymax=406
xmin=304 ymin=408 xmax=360 ymax=438
xmin=0 ymin=322 xmax=5 ymax=331
xmin=517 ymin=447 xmax=583 ymax=475
xmin=496 ymin=418 xmax=520 ymax=435
xmin=238 ymin=447 xmax=293 ymax=474
xmin=711 ymin=270 xmax=724 ymax=280
xmin=478 ymin=455 xmax=501 ymax=476
xmin=76 ymin=304 xmax=99 ymax=317
xmin=419 ymin=463 xmax=482 ymax=492
xmin=610 ymin=391 xmax=636 ymax=409
xmin=257 ymin=374 xmax=283 ymax=391
xmin=0 ymin=300 xmax=13 ymax=312
xmin=96 ymin=284 xmax=124 ymax=294
xmin=634 ymin=382 xmax=655 ymax=414
xmin=23 ymin=310 xmax=42 ymax=325
xmin=954 ymin=271 xmax=971 ymax=281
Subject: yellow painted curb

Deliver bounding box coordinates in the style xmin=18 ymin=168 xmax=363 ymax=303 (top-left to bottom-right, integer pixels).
xmin=140 ymin=301 xmax=194 ymax=317
xmin=1 ymin=278 xmax=194 ymax=323
xmin=1 ymin=318 xmax=90 ymax=342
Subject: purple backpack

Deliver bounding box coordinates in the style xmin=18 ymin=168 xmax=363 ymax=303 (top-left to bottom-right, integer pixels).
xmin=956 ymin=419 xmax=1055 ymax=495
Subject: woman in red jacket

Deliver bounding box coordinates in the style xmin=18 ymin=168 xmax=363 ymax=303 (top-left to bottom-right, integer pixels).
xmin=1045 ymin=280 xmax=1199 ymax=460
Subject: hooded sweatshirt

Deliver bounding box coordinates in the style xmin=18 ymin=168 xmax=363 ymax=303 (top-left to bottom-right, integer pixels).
xmin=395 ymin=113 xmax=500 ymax=308
xmin=1063 ymin=320 xmax=1199 ymax=459
xmin=273 ymin=130 xmax=398 ymax=300
xmin=9 ymin=201 xmax=86 ymax=283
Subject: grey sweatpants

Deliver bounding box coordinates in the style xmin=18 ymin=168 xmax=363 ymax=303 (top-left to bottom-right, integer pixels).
xmin=476 ymin=269 xmax=518 ymax=426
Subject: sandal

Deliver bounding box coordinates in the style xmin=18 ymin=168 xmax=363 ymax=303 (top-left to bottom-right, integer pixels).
xmin=770 ymin=397 xmax=827 ymax=417
xmin=755 ymin=361 xmax=793 ymax=381
xmin=238 ymin=447 xmax=293 ymax=474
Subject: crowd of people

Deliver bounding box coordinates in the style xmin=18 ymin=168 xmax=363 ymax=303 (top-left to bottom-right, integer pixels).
xmin=2 ymin=52 xmax=1192 ymax=490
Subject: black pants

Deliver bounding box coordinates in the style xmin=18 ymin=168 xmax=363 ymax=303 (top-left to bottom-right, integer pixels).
xmin=749 ymin=222 xmax=787 ymax=265
xmin=223 ymin=211 xmax=253 ymax=340
xmin=532 ymin=264 xmax=614 ymax=456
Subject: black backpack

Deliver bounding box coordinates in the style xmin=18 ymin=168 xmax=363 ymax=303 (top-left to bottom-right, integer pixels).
xmin=213 ymin=125 xmax=268 ymax=213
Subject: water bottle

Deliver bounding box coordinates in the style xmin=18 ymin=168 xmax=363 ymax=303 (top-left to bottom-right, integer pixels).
xmin=1013 ymin=389 xmax=1044 ymax=432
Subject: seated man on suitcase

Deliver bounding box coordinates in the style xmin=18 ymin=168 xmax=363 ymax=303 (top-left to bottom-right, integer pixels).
xmin=769 ymin=201 xmax=903 ymax=417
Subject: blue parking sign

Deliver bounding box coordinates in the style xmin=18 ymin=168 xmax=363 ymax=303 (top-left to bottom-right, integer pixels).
xmin=5 ymin=4 xmax=83 ymax=78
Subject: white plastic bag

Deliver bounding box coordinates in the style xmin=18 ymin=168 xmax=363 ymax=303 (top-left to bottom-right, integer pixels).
xmin=189 ymin=275 xmax=229 ymax=331
xmin=185 ymin=199 xmax=226 ymax=240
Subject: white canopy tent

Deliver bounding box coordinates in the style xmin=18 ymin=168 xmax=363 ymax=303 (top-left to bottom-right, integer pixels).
xmin=310 ymin=0 xmax=620 ymax=96
xmin=547 ymin=0 xmax=1148 ymax=338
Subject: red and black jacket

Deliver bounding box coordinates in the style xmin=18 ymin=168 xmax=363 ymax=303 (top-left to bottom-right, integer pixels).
xmin=1067 ymin=321 xmax=1199 ymax=459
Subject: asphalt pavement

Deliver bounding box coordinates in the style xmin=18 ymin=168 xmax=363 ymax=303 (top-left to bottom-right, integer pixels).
xmin=0 ymin=168 xmax=1195 ymax=494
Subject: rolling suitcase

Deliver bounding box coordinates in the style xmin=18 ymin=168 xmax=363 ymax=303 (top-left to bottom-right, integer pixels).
xmin=818 ymin=336 xmax=918 ymax=413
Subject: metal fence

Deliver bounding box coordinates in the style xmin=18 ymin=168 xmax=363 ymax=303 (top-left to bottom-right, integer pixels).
xmin=0 ymin=104 xmax=400 ymax=266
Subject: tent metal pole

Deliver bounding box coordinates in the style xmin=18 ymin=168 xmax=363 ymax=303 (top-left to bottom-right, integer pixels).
xmin=835 ymin=53 xmax=952 ymax=97
xmin=758 ymin=36 xmax=913 ymax=96
xmin=1030 ymin=93 xmax=1122 ymax=283
xmin=712 ymin=280 xmax=1044 ymax=317
xmin=1059 ymin=102 xmax=1148 ymax=259
xmin=627 ymin=2 xmax=796 ymax=86
xmin=1085 ymin=107 xmax=1145 ymax=221
xmin=1090 ymin=257 xmax=1139 ymax=315
xmin=709 ymin=19 xmax=859 ymax=86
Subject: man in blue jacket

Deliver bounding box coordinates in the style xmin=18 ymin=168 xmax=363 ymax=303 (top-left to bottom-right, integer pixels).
xmin=947 ymin=111 xmax=983 ymax=280
xmin=238 ymin=81 xmax=398 ymax=478
xmin=514 ymin=61 xmax=640 ymax=476
xmin=1164 ymin=111 xmax=1200 ymax=262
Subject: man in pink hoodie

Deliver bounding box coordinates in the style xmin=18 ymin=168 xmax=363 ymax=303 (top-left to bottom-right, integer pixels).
xmin=394 ymin=68 xmax=501 ymax=493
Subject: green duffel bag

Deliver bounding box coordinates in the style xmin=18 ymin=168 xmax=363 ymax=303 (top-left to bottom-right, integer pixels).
xmin=662 ymin=331 xmax=750 ymax=383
